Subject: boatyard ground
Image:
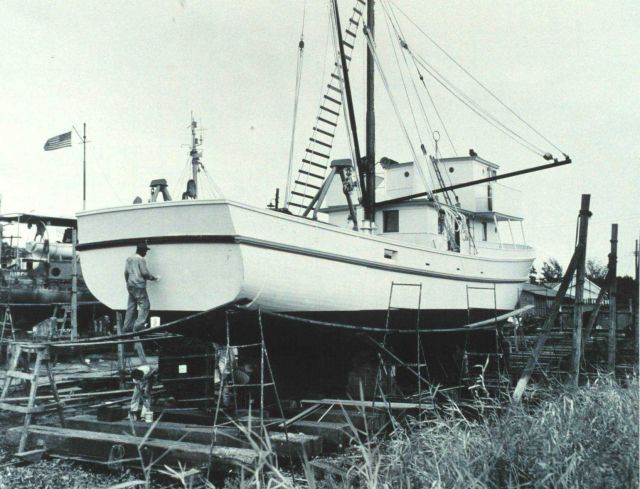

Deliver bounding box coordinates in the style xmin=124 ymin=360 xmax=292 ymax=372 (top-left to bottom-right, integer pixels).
xmin=0 ymin=374 xmax=636 ymax=489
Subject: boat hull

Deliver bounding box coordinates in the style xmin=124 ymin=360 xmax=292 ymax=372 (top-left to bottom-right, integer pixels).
xmin=77 ymin=199 xmax=534 ymax=315
xmin=77 ymin=199 xmax=533 ymax=395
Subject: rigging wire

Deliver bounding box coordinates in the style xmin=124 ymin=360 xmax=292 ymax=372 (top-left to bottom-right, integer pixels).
xmin=379 ymin=1 xmax=549 ymax=156
xmin=284 ymin=0 xmax=307 ymax=209
xmin=384 ymin=0 xmax=457 ymax=156
xmin=364 ymin=25 xmax=461 ymax=250
xmin=411 ymin=52 xmax=547 ymax=157
xmin=389 ymin=0 xmax=567 ymax=156
xmin=287 ymin=5 xmax=333 ymax=209
xmin=383 ymin=0 xmax=465 ymax=248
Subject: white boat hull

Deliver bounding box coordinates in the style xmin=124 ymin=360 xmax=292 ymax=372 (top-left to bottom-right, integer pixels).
xmin=77 ymin=199 xmax=534 ymax=321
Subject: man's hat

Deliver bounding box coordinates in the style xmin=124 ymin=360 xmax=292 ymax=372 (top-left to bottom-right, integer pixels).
xmin=136 ymin=242 xmax=150 ymax=253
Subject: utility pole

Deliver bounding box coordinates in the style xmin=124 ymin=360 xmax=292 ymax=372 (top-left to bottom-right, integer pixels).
xmin=365 ymin=0 xmax=376 ymax=230
xmin=607 ymin=224 xmax=618 ymax=373
xmin=571 ymin=194 xmax=591 ymax=385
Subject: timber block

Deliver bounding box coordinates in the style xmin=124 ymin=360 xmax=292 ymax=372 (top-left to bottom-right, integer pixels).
xmin=5 ymin=425 xmax=257 ymax=470
xmin=66 ymin=415 xmax=323 ymax=459
xmin=286 ymin=420 xmax=352 ymax=449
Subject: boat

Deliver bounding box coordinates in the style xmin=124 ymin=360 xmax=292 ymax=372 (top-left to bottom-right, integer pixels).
xmin=76 ymin=1 xmax=569 ymax=396
xmin=0 ymin=213 xmax=101 ymax=333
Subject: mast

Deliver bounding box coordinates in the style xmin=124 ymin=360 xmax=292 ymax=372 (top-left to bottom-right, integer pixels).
xmin=190 ymin=118 xmax=201 ymax=199
xmin=365 ymin=0 xmax=375 ymax=227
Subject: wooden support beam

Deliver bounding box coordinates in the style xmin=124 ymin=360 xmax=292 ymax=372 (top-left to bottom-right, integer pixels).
xmin=635 ymin=239 xmax=639 ymax=359
xmin=512 ymin=243 xmax=584 ymax=403
xmin=571 ymin=194 xmax=591 ymax=385
xmin=116 ymin=312 xmax=125 ymax=390
xmin=66 ymin=415 xmax=323 ymax=459
xmin=607 ymin=224 xmax=618 ymax=373
xmin=6 ymin=425 xmax=257 ymax=469
xmin=71 ymin=229 xmax=78 ymax=340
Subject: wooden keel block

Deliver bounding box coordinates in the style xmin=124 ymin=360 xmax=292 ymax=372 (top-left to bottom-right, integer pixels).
xmin=5 ymin=425 xmax=257 ymax=470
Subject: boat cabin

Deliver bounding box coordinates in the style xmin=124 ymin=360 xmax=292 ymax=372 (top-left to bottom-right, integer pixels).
xmin=319 ymin=155 xmax=527 ymax=254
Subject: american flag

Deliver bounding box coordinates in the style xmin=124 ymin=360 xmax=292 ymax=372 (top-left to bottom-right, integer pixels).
xmin=43 ymin=131 xmax=72 ymax=151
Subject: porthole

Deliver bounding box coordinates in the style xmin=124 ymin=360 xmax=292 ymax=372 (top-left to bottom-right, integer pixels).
xmin=51 ymin=267 xmax=61 ymax=277
xmin=404 ymin=171 xmax=410 ymax=177
xmin=449 ymin=167 xmax=454 ymax=173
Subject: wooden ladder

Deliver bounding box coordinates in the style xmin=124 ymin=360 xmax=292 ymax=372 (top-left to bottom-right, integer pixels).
xmin=0 ymin=342 xmax=65 ymax=453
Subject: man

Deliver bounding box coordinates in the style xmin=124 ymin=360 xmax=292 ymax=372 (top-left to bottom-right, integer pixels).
xmin=129 ymin=364 xmax=157 ymax=422
xmin=123 ymin=242 xmax=159 ymax=332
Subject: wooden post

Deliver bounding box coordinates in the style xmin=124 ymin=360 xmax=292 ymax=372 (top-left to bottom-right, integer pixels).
xmin=116 ymin=312 xmax=125 ymax=390
xmin=70 ymin=229 xmax=78 ymax=340
xmin=635 ymin=239 xmax=639 ymax=360
xmin=570 ymin=194 xmax=591 ymax=385
xmin=607 ymin=224 xmax=618 ymax=373
xmin=512 ymin=245 xmax=582 ymax=402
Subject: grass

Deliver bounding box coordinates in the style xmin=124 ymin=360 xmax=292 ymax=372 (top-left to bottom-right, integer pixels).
xmin=223 ymin=374 xmax=638 ymax=489
xmin=373 ymin=375 xmax=639 ymax=488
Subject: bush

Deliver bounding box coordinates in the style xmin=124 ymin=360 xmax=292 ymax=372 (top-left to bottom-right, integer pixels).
xmin=366 ymin=376 xmax=639 ymax=488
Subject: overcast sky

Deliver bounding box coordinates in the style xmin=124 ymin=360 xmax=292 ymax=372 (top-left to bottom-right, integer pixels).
xmin=0 ymin=0 xmax=638 ymax=276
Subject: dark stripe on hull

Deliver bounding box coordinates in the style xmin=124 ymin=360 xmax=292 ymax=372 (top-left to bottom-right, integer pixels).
xmin=78 ymin=234 xmax=527 ymax=284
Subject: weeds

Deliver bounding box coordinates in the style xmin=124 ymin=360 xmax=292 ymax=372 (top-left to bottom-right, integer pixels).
xmin=224 ymin=374 xmax=638 ymax=489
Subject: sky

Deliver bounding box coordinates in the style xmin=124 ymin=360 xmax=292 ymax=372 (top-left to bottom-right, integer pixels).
xmin=0 ymin=0 xmax=638 ymax=276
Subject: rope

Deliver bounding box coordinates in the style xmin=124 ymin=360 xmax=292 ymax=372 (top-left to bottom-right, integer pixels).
xmin=389 ymin=0 xmax=567 ymax=156
xmin=411 ymin=53 xmax=547 ymax=157
xmin=363 ymin=25 xmax=460 ymax=250
xmin=284 ymin=2 xmax=306 ymax=209
xmin=46 ymin=302 xmax=233 ymax=348
xmin=383 ymin=0 xmax=457 ymax=156
xmin=262 ymin=307 xmax=532 ymax=334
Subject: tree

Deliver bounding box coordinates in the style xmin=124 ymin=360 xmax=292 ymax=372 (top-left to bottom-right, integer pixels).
xmin=528 ymin=265 xmax=538 ymax=284
xmin=586 ymin=258 xmax=608 ymax=287
xmin=541 ymin=258 xmax=563 ymax=283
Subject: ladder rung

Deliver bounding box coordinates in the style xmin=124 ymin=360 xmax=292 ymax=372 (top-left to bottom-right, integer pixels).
xmin=229 ymin=382 xmax=275 ymax=388
xmin=8 ymin=371 xmax=36 ymax=381
xmin=353 ymin=8 xmax=363 ymax=16
xmin=343 ymin=40 xmax=354 ymax=50
xmin=313 ymin=126 xmax=334 ymax=138
xmin=349 ymin=19 xmax=359 ymax=26
xmin=291 ymin=191 xmax=312 ymax=199
xmin=0 ymin=402 xmax=45 ymax=414
xmin=305 ymin=148 xmax=330 ymax=159
xmin=317 ymin=117 xmax=337 ymax=128
xmin=302 ymin=159 xmax=328 ymax=169
xmin=345 ymin=29 xmax=356 ymax=38
xmin=330 ymin=73 xmax=341 ymax=81
xmin=295 ymin=180 xmax=321 ymax=190
xmin=309 ymin=137 xmax=332 ymax=149
xmin=327 ymin=83 xmax=341 ymax=93
xmin=299 ymin=169 xmax=325 ymax=179
xmin=357 ymin=0 xmax=365 ymax=5
xmin=323 ymin=95 xmax=342 ymax=106
xmin=319 ymin=105 xmax=340 ymax=117
xmin=288 ymin=202 xmax=308 ymax=209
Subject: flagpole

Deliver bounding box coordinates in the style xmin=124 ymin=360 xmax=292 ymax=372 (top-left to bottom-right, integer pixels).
xmin=83 ymin=123 xmax=86 ymax=210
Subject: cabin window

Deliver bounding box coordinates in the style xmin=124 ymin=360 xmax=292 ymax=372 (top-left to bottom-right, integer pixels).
xmin=482 ymin=222 xmax=488 ymax=241
xmin=438 ymin=210 xmax=445 ymax=235
xmin=383 ymin=210 xmax=399 ymax=233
